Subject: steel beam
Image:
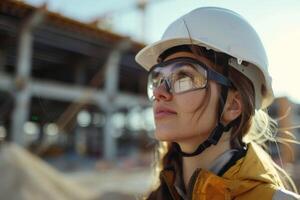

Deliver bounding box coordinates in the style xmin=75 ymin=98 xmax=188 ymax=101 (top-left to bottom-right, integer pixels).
xmin=0 ymin=73 xmax=149 ymax=108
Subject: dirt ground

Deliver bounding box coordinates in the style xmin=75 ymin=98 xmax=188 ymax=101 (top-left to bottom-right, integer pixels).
xmin=0 ymin=143 xmax=152 ymax=200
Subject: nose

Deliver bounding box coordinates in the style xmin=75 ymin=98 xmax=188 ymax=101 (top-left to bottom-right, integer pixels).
xmin=153 ymin=81 xmax=172 ymax=101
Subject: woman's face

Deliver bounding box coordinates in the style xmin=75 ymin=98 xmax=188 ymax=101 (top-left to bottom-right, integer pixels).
xmin=152 ymin=51 xmax=220 ymax=145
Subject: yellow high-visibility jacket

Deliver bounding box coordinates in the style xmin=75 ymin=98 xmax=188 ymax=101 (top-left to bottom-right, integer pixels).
xmin=147 ymin=143 xmax=300 ymax=200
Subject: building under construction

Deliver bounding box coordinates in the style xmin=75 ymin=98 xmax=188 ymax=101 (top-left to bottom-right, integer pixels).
xmin=0 ymin=0 xmax=152 ymax=161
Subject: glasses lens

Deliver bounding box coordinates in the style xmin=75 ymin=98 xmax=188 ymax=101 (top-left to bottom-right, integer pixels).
xmin=172 ymin=62 xmax=207 ymax=93
xmin=147 ymin=60 xmax=208 ymax=100
xmin=147 ymin=70 xmax=161 ymax=100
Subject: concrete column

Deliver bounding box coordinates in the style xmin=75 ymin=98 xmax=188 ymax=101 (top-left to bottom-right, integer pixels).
xmin=102 ymin=49 xmax=121 ymax=160
xmin=102 ymin=40 xmax=131 ymax=160
xmin=11 ymin=9 xmax=45 ymax=145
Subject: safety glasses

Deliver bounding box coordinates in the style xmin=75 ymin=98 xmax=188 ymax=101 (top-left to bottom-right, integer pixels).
xmin=147 ymin=57 xmax=232 ymax=100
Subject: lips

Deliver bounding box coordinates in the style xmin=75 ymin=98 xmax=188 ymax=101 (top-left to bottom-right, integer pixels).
xmin=154 ymin=106 xmax=177 ymax=119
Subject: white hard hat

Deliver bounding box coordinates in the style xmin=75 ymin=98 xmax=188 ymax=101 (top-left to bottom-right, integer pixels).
xmin=135 ymin=7 xmax=274 ymax=109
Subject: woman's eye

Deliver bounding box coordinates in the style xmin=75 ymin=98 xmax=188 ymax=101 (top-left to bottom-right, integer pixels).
xmin=173 ymin=76 xmax=194 ymax=92
xmin=176 ymin=71 xmax=193 ymax=79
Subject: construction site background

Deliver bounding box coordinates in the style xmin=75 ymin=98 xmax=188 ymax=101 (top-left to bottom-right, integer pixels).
xmin=0 ymin=1 xmax=299 ymax=200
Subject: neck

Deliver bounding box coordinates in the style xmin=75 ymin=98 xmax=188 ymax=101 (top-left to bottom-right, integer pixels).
xmin=179 ymin=132 xmax=231 ymax=190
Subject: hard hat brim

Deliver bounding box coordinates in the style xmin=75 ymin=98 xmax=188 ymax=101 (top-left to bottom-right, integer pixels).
xmin=135 ymin=38 xmax=218 ymax=71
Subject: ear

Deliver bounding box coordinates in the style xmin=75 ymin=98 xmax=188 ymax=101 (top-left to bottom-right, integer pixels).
xmin=221 ymin=90 xmax=242 ymax=125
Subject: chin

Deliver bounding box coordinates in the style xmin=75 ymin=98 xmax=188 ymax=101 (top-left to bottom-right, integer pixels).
xmin=154 ymin=130 xmax=181 ymax=141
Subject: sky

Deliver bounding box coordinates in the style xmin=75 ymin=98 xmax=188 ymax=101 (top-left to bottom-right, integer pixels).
xmin=25 ymin=0 xmax=300 ymax=103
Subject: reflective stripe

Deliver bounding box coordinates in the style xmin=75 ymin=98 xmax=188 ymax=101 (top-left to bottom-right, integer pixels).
xmin=273 ymin=188 xmax=300 ymax=200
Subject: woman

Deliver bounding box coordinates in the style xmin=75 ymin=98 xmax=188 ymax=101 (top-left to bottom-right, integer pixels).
xmin=135 ymin=7 xmax=300 ymax=200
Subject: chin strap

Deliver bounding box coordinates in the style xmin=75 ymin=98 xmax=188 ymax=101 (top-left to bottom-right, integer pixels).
xmin=174 ymin=121 xmax=234 ymax=157
xmin=175 ymin=84 xmax=236 ymax=157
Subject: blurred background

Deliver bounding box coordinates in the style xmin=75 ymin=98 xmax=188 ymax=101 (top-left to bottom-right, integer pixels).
xmin=0 ymin=0 xmax=299 ymax=199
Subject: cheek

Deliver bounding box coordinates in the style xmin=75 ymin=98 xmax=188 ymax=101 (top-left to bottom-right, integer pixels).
xmin=154 ymin=84 xmax=220 ymax=142
xmin=175 ymin=91 xmax=205 ymax=113
xmin=154 ymin=92 xmax=207 ymax=141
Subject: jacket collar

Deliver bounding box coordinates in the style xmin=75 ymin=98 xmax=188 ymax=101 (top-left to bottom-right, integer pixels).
xmin=160 ymin=142 xmax=282 ymax=199
xmin=222 ymin=142 xmax=283 ymax=196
